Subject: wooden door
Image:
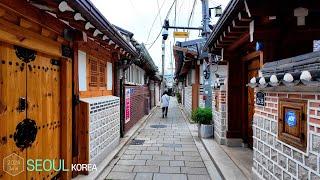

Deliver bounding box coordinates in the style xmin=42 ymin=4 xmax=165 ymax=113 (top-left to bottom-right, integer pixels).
xmin=247 ymin=59 xmax=260 ymax=148
xmin=0 ymin=42 xmax=27 ymax=180
xmin=0 ymin=42 xmax=61 ymax=179
xmin=27 ymin=52 xmax=61 ymax=179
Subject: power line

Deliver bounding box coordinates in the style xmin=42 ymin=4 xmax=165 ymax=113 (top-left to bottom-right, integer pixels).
xmin=146 ymin=0 xmax=177 ymax=50
xmin=145 ymin=0 xmax=166 ymax=43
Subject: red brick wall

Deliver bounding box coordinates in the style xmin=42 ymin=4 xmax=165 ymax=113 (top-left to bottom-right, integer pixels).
xmin=124 ymin=85 xmax=150 ymax=132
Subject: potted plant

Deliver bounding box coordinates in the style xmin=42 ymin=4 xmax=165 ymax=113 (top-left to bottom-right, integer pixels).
xmin=192 ymin=108 xmax=213 ymax=138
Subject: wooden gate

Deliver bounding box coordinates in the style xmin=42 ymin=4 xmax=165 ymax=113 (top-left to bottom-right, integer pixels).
xmin=0 ymin=42 xmax=61 ymax=179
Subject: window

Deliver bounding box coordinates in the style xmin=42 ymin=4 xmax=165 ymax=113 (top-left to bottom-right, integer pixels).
xmin=89 ymin=56 xmax=110 ymax=89
xmin=107 ymin=62 xmax=113 ymax=90
xmin=278 ymin=98 xmax=307 ymax=152
xmin=78 ymin=50 xmax=87 ymax=91
xmin=89 ymin=57 xmax=99 ymax=87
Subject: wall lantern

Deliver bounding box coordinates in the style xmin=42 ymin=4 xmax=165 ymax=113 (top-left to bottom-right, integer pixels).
xmin=209 ymin=6 xmax=223 ymax=17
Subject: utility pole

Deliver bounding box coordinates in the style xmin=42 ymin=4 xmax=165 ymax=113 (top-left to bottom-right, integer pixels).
xmin=201 ymin=0 xmax=212 ymax=109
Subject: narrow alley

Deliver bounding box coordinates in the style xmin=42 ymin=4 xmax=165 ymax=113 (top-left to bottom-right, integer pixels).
xmin=103 ymin=99 xmax=221 ymax=180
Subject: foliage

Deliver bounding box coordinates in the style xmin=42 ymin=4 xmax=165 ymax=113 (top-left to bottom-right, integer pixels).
xmin=176 ymin=92 xmax=182 ymax=103
xmin=191 ymin=108 xmax=213 ymax=125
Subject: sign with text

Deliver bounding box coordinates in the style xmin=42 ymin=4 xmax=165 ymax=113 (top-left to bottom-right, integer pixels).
xmin=173 ymin=31 xmax=189 ymax=38
xmin=125 ymin=88 xmax=131 ymax=123
xmin=256 ymin=92 xmax=265 ymax=106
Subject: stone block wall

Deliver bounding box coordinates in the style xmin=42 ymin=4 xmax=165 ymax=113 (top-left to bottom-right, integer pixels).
xmin=212 ymin=89 xmax=227 ymax=145
xmin=184 ymin=86 xmax=192 ymax=117
xmin=252 ymin=92 xmax=320 ymax=180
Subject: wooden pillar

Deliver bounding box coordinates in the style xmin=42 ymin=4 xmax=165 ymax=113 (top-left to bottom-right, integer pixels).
xmin=60 ymin=58 xmax=73 ymax=180
xmin=192 ymin=64 xmax=200 ymax=111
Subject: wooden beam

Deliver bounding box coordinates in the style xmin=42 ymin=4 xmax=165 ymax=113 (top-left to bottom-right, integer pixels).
xmin=227 ymin=32 xmax=250 ymax=52
xmin=0 ymin=18 xmax=62 ymax=57
xmin=238 ymin=12 xmax=251 ymax=22
xmin=41 ymin=27 xmax=51 ymax=37
xmin=20 ymin=18 xmax=32 ymax=29
xmin=0 ymin=8 xmax=5 ymax=17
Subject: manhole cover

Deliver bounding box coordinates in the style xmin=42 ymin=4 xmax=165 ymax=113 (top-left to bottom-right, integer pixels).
xmin=130 ymin=139 xmax=145 ymax=145
xmin=150 ymin=125 xmax=167 ymax=128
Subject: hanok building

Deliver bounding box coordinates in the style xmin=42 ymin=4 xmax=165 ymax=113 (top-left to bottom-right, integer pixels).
xmin=204 ymin=0 xmax=320 ymax=179
xmin=0 ymin=0 xmax=155 ymax=179
xmin=174 ymin=39 xmax=205 ymax=117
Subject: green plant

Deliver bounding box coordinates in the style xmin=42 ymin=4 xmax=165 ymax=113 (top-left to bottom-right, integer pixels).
xmin=176 ymin=92 xmax=182 ymax=103
xmin=191 ymin=108 xmax=213 ymax=125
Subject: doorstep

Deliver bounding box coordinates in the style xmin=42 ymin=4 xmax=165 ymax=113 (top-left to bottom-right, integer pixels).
xmin=72 ymin=107 xmax=157 ymax=180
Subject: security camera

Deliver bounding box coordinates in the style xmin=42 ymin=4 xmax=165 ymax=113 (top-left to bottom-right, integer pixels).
xmin=162 ymin=29 xmax=168 ymax=40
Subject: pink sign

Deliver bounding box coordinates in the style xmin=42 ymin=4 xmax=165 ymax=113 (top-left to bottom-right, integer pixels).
xmin=125 ymin=88 xmax=131 ymax=123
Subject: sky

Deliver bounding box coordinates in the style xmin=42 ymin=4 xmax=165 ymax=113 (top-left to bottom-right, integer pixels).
xmin=91 ymin=0 xmax=230 ymax=75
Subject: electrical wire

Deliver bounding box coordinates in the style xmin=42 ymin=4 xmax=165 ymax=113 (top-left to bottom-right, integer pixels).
xmin=146 ymin=0 xmax=166 ymax=43
xmin=146 ymin=0 xmax=177 ymax=50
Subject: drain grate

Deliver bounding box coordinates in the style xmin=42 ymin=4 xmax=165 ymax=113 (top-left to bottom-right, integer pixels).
xmin=150 ymin=125 xmax=167 ymax=128
xmin=130 ymin=139 xmax=145 ymax=145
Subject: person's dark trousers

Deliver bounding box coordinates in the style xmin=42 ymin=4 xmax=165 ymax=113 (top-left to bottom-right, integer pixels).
xmin=162 ymin=107 xmax=168 ymax=118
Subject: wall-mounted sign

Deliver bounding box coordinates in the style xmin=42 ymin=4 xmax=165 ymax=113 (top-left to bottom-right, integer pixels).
xmin=285 ymin=110 xmax=297 ymax=127
xmin=125 ymin=88 xmax=131 ymax=123
xmin=173 ymin=31 xmax=189 ymax=38
xmin=256 ymin=92 xmax=265 ymax=106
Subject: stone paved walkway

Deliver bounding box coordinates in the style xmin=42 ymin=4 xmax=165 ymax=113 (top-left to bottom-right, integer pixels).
xmin=104 ymin=99 xmax=214 ymax=180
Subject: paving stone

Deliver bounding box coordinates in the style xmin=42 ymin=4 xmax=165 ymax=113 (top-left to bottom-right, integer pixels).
xmin=184 ymin=161 xmax=205 ymax=167
xmin=141 ymin=150 xmax=162 ymax=155
xmin=120 ymin=154 xmax=135 ymax=160
xmin=181 ymin=167 xmax=208 ymax=175
xmin=146 ymin=147 xmax=158 ymax=151
xmin=188 ymin=174 xmax=211 ymax=180
xmin=170 ymin=160 xmax=184 ymax=166
xmin=128 ymin=146 xmax=148 ymax=150
xmin=153 ymin=173 xmax=187 ymax=180
xmin=135 ymin=155 xmax=153 ymax=160
xmin=117 ymin=160 xmax=146 ymax=166
xmin=133 ymin=165 xmax=159 ymax=173
xmin=182 ymin=151 xmax=201 ymax=156
xmin=160 ymin=166 xmax=180 ymax=173
xmin=153 ymin=155 xmax=175 ymax=160
xmin=175 ymin=155 xmax=203 ymax=161
xmin=134 ymin=173 xmax=153 ymax=180
xmin=125 ymin=150 xmax=142 ymax=155
xmin=162 ymin=151 xmax=183 ymax=156
xmin=146 ymin=160 xmax=169 ymax=166
xmin=106 ymin=172 xmax=136 ymax=180
xmin=312 ymin=134 xmax=320 ymax=153
xmin=175 ymin=147 xmax=198 ymax=152
xmin=112 ymin=165 xmax=134 ymax=172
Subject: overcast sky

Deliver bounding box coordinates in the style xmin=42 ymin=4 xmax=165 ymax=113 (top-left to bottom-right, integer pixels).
xmin=91 ymin=0 xmax=230 ymax=74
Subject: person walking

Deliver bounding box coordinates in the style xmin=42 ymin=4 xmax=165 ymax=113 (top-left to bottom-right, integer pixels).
xmin=161 ymin=91 xmax=170 ymax=118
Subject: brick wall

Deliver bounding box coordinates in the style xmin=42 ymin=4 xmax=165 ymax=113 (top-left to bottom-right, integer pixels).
xmin=184 ymin=86 xmax=192 ymax=117
xmin=212 ymin=89 xmax=227 ymax=145
xmin=124 ymin=85 xmax=150 ymax=132
xmin=252 ymin=91 xmax=320 ymax=180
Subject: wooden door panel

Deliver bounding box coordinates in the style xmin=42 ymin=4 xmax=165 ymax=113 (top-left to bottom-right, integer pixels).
xmin=27 ymin=53 xmax=61 ymax=179
xmin=0 ymin=42 xmax=27 ymax=180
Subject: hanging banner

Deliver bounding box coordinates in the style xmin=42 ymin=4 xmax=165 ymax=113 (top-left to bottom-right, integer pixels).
xmin=125 ymin=88 xmax=131 ymax=123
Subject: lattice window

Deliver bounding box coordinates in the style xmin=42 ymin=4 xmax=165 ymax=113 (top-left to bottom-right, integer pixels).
xmin=99 ymin=60 xmax=106 ymax=87
xmin=89 ymin=57 xmax=99 ymax=87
